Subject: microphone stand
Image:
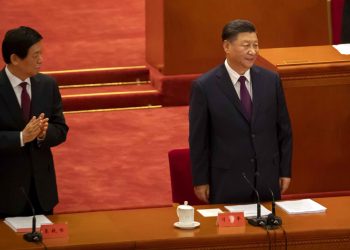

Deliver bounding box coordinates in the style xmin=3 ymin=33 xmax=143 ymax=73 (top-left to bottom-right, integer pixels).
xmin=242 ymin=173 xmax=266 ymax=227
xmin=21 ymin=188 xmax=43 ymax=242
xmin=255 ymin=172 xmax=282 ymax=228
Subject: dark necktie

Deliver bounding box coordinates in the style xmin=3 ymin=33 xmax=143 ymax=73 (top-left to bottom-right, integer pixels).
xmin=20 ymin=82 xmax=31 ymax=122
xmin=238 ymin=76 xmax=252 ymax=120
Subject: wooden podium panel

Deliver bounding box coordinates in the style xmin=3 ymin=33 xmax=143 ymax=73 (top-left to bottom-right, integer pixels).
xmin=257 ymin=45 xmax=350 ymax=194
xmin=1 ymin=196 xmax=350 ymax=249
xmin=257 ymin=45 xmax=350 ymax=75
xmin=0 ymin=225 xmax=42 ymax=250
xmin=146 ymin=0 xmax=331 ymax=75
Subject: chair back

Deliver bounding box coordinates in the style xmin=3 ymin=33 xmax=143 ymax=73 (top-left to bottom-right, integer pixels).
xmin=168 ymin=148 xmax=205 ymax=205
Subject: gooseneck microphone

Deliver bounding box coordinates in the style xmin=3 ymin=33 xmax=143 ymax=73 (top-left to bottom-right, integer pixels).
xmin=20 ymin=187 xmax=43 ymax=242
xmin=241 ymin=173 xmax=266 ymax=227
xmin=255 ymin=172 xmax=282 ymax=227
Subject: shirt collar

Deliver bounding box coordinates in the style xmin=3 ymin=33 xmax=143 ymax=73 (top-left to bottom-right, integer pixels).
xmin=5 ymin=65 xmax=31 ymax=88
xmin=224 ymin=59 xmax=251 ymax=85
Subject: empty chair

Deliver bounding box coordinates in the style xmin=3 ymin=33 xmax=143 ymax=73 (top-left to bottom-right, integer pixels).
xmin=168 ymin=148 xmax=206 ymax=205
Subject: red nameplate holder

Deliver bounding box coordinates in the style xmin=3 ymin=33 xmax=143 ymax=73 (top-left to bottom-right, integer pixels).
xmin=40 ymin=223 xmax=68 ymax=239
xmin=217 ymin=212 xmax=245 ymax=227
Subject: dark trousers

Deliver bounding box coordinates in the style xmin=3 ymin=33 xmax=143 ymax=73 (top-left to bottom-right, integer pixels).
xmin=0 ymin=178 xmax=53 ymax=218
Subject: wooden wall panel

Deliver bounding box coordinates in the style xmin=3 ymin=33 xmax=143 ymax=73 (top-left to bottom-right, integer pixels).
xmin=145 ymin=0 xmax=164 ymax=70
xmin=257 ymin=45 xmax=350 ymax=194
xmin=146 ymin=0 xmax=330 ymax=75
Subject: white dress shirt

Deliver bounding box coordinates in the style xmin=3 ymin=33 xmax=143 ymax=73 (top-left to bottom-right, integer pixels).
xmin=5 ymin=66 xmax=32 ymax=147
xmin=224 ymin=59 xmax=253 ymax=100
xmin=5 ymin=66 xmax=32 ymax=105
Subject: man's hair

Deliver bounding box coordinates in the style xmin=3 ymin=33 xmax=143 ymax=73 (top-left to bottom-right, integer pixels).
xmin=2 ymin=26 xmax=43 ymax=64
xmin=222 ymin=20 xmax=256 ymax=42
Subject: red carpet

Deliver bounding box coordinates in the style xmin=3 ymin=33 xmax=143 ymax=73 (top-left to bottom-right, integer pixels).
xmin=0 ymin=0 xmax=145 ymax=71
xmin=53 ymin=106 xmax=189 ymax=213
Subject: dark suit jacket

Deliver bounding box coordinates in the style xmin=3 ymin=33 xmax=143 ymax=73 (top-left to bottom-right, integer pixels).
xmin=0 ymin=68 xmax=68 ymax=216
xmin=189 ymin=64 xmax=292 ymax=204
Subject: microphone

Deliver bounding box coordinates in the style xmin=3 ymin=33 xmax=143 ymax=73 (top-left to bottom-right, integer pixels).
xmin=255 ymin=172 xmax=282 ymax=227
xmin=241 ymin=173 xmax=266 ymax=227
xmin=20 ymin=187 xmax=42 ymax=242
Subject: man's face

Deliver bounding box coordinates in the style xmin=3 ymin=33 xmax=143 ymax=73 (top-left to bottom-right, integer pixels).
xmin=223 ymin=32 xmax=259 ymax=74
xmin=12 ymin=41 xmax=43 ymax=79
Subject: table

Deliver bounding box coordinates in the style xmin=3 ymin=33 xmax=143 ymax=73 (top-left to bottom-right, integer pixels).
xmin=1 ymin=196 xmax=350 ymax=249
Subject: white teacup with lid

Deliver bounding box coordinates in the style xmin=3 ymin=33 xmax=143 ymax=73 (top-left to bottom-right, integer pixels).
xmin=176 ymin=201 xmax=194 ymax=226
xmin=174 ymin=201 xmax=200 ymax=229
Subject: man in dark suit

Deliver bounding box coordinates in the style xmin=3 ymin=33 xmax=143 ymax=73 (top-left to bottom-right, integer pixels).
xmin=0 ymin=26 xmax=68 ymax=217
xmin=189 ymin=20 xmax=292 ymax=204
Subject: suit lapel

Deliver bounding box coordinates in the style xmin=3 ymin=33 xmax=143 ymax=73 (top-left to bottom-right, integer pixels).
xmin=0 ymin=69 xmax=25 ymax=125
xmin=215 ymin=64 xmax=250 ymax=123
xmin=250 ymin=66 xmax=263 ymax=124
xmin=30 ymin=76 xmax=42 ymax=117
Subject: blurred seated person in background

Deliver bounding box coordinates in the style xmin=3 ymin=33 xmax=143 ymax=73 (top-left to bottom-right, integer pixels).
xmin=341 ymin=0 xmax=350 ymax=43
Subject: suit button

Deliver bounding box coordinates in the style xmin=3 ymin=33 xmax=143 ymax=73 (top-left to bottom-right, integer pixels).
xmin=251 ymin=134 xmax=256 ymax=139
xmin=250 ymin=158 xmax=255 ymax=163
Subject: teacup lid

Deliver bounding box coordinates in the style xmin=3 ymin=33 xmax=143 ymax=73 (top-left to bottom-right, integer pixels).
xmin=178 ymin=201 xmax=193 ymax=209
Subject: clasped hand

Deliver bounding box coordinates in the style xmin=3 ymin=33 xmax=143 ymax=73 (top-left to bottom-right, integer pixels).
xmin=22 ymin=113 xmax=49 ymax=144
